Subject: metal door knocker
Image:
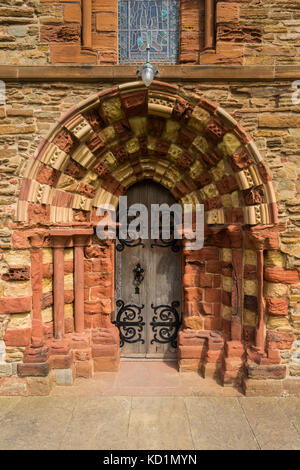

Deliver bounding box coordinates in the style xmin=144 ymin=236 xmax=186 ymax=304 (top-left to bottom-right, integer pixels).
xmin=133 ymin=263 xmax=144 ymax=294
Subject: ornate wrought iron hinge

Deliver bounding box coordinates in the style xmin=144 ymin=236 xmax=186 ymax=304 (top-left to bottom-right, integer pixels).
xmin=116 ymin=237 xmax=144 ymax=251
xmin=150 ymin=301 xmax=181 ymax=348
xmin=113 ymin=299 xmax=145 ymax=347
xmin=151 ymin=238 xmax=180 ymax=252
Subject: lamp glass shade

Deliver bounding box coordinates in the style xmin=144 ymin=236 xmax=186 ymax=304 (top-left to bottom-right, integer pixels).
xmin=141 ymin=66 xmax=154 ymax=87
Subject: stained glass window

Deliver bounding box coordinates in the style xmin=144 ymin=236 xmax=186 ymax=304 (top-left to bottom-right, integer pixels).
xmin=118 ymin=0 xmax=180 ymax=64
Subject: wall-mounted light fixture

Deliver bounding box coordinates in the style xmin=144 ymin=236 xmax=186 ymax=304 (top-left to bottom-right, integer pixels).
xmin=137 ymin=43 xmax=159 ymax=87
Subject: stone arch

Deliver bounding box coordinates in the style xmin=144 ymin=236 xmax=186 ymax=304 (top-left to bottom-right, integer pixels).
xmin=13 ymin=80 xmax=292 ymax=390
xmin=16 ymin=80 xmax=277 ymax=227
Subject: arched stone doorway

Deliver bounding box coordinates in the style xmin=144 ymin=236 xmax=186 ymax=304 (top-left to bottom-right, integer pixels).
xmin=12 ymin=80 xmax=293 ymax=392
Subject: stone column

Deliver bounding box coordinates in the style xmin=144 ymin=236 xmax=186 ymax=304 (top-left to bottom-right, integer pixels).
xmin=82 ymin=0 xmax=92 ymax=49
xmin=204 ymin=0 xmax=215 ymax=50
xmin=28 ymin=232 xmax=48 ymax=346
xmin=255 ymin=248 xmax=264 ymax=352
xmin=51 ymin=231 xmax=74 ymax=340
xmin=52 ymin=237 xmax=66 ymax=339
xmin=227 ymin=225 xmax=243 ymax=342
xmin=22 ymin=230 xmax=50 ymax=368
xmin=74 ymin=235 xmax=88 ymax=333
xmin=247 ymin=229 xmax=266 ymax=354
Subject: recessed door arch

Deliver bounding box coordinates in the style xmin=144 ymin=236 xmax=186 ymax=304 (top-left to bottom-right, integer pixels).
xmin=114 ymin=181 xmax=182 ymax=360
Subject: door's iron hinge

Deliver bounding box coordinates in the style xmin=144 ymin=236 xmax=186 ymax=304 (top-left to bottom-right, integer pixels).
xmin=150 ymin=301 xmax=181 ymax=348
xmin=113 ymin=299 xmax=145 ymax=347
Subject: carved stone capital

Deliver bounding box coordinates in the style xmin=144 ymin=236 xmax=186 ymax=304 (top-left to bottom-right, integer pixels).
xmin=227 ymin=224 xmax=243 ymax=249
xmin=27 ymin=229 xmax=49 ymax=249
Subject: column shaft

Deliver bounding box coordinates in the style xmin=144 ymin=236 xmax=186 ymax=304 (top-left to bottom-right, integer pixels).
xmin=74 ymin=244 xmax=85 ymax=333
xmin=53 ymin=246 xmax=65 ymax=339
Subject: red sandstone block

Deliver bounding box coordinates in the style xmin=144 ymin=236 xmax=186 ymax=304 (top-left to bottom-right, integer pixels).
xmin=49 ymin=353 xmax=73 ymax=369
xmin=75 ymin=360 xmax=94 ymax=378
xmin=178 ymin=331 xmax=207 ymax=347
xmin=204 ymin=316 xmax=222 ymax=330
xmin=43 ymin=263 xmax=53 ymax=278
xmin=2 ymin=266 xmax=30 ymax=282
xmin=64 ymin=260 xmax=74 ymax=274
xmin=84 ymin=272 xmax=112 ymax=288
xmin=50 ymin=44 xmax=97 ymax=64
xmin=223 ymin=358 xmax=244 ymax=372
xmin=28 ymin=203 xmax=50 ymax=223
xmin=17 ymin=362 xmax=49 ymax=377
xmin=206 ymin=260 xmax=221 ymax=273
xmin=43 ymin=322 xmax=54 ymax=339
xmin=226 ymin=341 xmax=245 ymax=359
xmin=183 ymin=274 xmax=199 ymax=288
xmin=264 ymin=267 xmax=300 ymax=284
xmin=185 ymin=301 xmax=202 ymax=316
xmin=201 ymin=362 xmax=222 ymax=379
xmin=206 ymin=350 xmax=223 ymax=363
xmin=93 ymin=356 xmax=119 ymax=372
xmin=84 ymin=314 xmax=102 ymax=329
xmin=201 ymin=303 xmax=213 ymax=315
xmin=213 ymin=275 xmax=221 ymax=288
xmin=74 ymin=349 xmax=91 ymax=361
xmin=12 ymin=231 xmax=30 ymax=249
xmin=0 ymin=377 xmax=28 ymax=396
xmin=0 ymin=296 xmax=32 ymax=315
xmin=222 ymin=290 xmax=232 ymax=307
xmin=64 ymin=2 xmax=82 ymax=23
xmin=265 ymin=298 xmax=288 ymax=316
xmin=179 ymin=358 xmax=201 ymax=372
xmin=247 ymin=363 xmax=286 ymax=380
xmin=64 ymin=317 xmax=74 ymax=334
xmin=243 ymin=378 xmax=284 ymax=397
xmin=92 ymin=344 xmax=118 ymax=358
xmin=26 ymin=376 xmax=52 ymax=396
xmin=199 ymin=273 xmax=213 ymax=288
xmin=216 ymin=2 xmax=239 ymax=23
xmin=84 ymin=299 xmax=112 ymax=315
xmin=205 ymin=288 xmax=221 ymax=303
xmin=244 ymin=264 xmax=257 ymax=280
xmin=4 ymin=328 xmax=31 ymax=347
xmin=184 ymin=287 xmax=202 ymax=302
xmin=64 ymin=290 xmax=74 ymax=304
xmin=266 ymin=330 xmax=294 ymax=350
xmin=90 ymin=285 xmax=112 ymax=300
xmin=178 ymin=345 xmax=207 ymax=359
xmin=199 ymin=247 xmax=219 ymax=261
xmin=92 ymin=258 xmax=113 ymax=272
xmin=214 ymin=303 xmax=221 ymax=317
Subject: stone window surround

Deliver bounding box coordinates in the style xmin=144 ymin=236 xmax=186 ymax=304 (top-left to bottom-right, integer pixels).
xmin=81 ymin=0 xmax=216 ymax=60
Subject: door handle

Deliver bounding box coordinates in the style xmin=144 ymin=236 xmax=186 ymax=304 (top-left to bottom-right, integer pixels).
xmin=133 ymin=263 xmax=144 ymax=294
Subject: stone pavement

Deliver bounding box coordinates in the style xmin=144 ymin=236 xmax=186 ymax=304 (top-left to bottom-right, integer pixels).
xmin=0 ymin=362 xmax=300 ymax=450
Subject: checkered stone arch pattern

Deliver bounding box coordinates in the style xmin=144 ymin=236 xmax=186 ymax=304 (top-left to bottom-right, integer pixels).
xmin=17 ymin=81 xmax=277 ymax=227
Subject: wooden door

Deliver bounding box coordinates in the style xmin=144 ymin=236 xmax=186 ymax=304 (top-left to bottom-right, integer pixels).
xmin=115 ymin=181 xmax=181 ymax=359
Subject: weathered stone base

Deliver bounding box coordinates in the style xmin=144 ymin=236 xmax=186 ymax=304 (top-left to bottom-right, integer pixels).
xmin=178 ymin=328 xmax=300 ymax=396
xmin=243 ymin=377 xmax=300 ymax=397
xmin=0 ymin=325 xmax=120 ymax=395
xmin=1 ymin=326 xmax=300 ymax=396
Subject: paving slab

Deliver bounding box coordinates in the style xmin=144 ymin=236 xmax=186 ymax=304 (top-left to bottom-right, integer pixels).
xmin=0 ymin=396 xmax=76 ymax=450
xmin=278 ymin=397 xmax=300 ymax=434
xmin=239 ymin=397 xmax=300 ymax=450
xmin=60 ymin=397 xmax=132 ymax=450
xmin=185 ymin=397 xmax=259 ymax=450
xmin=127 ymin=397 xmax=194 ymax=450
xmin=0 ymin=397 xmax=21 ymax=419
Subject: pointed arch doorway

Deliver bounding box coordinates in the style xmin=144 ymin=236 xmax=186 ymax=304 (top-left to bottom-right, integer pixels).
xmin=115 ymin=181 xmax=181 ymax=360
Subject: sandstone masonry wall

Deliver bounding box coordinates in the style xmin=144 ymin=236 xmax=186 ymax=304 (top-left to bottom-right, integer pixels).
xmin=0 ymin=1 xmax=299 ymax=65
